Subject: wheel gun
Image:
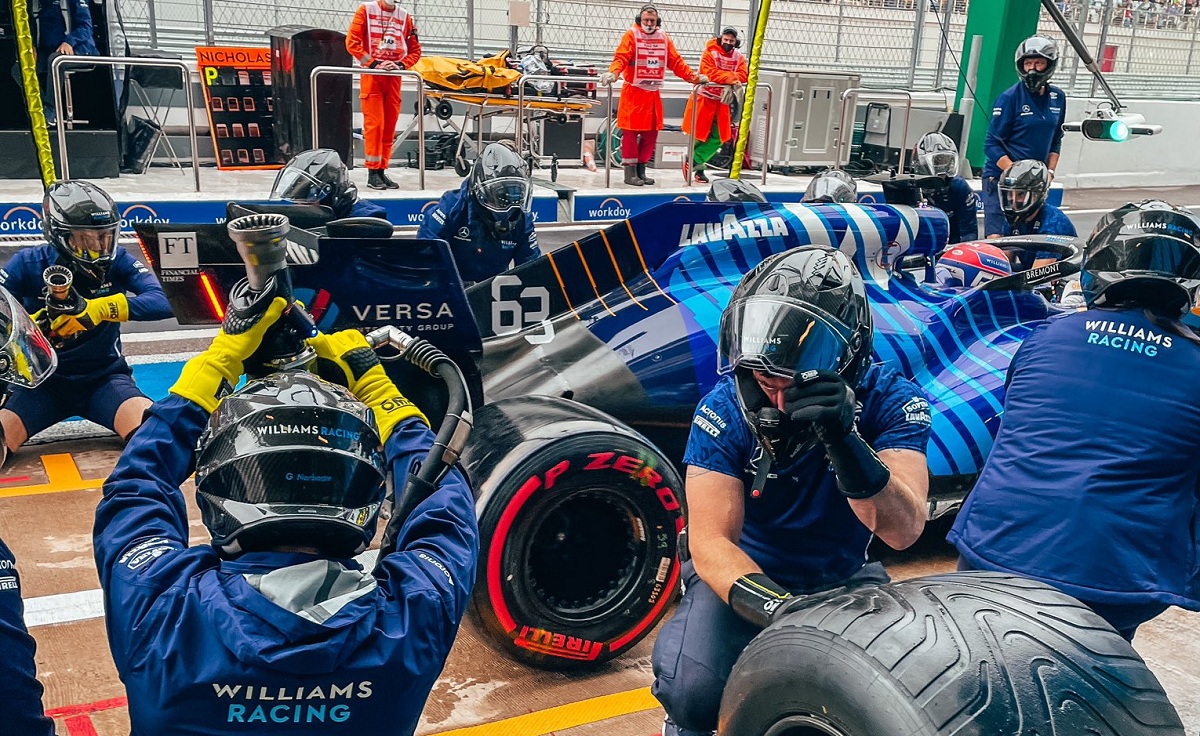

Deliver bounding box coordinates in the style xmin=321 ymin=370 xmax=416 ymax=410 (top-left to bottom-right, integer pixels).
xmin=225 ymin=213 xmax=318 ymax=377
xmin=38 ymin=265 xmax=86 ymax=347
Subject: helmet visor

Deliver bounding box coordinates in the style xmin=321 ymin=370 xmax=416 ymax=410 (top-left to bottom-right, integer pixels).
xmin=475 ymin=177 xmax=531 ymax=213
xmin=805 ymin=178 xmax=854 ymax=204
xmin=65 ymin=225 xmax=118 ymax=263
xmin=0 ymin=287 xmax=56 ymax=388
xmin=1087 ymin=234 xmax=1200 ymax=281
xmin=920 ymin=150 xmax=958 ymax=178
xmin=999 ymin=185 xmax=1038 ymax=215
xmin=718 ymin=297 xmax=851 ymax=378
xmin=271 ymin=168 xmax=331 ymax=204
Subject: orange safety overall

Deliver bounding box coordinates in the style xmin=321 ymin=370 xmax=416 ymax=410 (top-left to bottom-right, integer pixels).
xmin=608 ymin=26 xmax=696 ymax=164
xmin=346 ymin=1 xmax=422 ymax=170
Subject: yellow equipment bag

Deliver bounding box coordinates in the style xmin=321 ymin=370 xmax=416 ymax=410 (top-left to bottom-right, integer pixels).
xmin=412 ymin=51 xmax=522 ymax=94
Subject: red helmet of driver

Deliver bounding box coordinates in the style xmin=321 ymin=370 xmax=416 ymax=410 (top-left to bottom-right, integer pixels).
xmin=936 ymin=242 xmax=1013 ymax=288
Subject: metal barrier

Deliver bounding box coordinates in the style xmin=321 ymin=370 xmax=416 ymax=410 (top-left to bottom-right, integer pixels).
xmin=602 ymin=79 xmax=713 ymax=189
xmin=51 ymin=55 xmax=201 ymax=191
xmin=514 ymin=73 xmax=589 ymax=167
xmin=834 ymin=88 xmax=914 ymax=175
xmin=684 ymin=82 xmax=772 ymax=187
xmin=310 ymin=66 xmax=427 ymax=190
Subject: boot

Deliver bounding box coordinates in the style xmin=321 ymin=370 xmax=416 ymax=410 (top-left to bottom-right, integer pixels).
xmin=693 ymin=167 xmax=709 ymax=184
xmin=379 ymin=170 xmax=400 ymax=189
xmin=623 ymin=164 xmax=644 ymax=187
xmin=637 ymin=162 xmax=655 ymax=185
xmin=367 ymin=169 xmax=388 ymax=190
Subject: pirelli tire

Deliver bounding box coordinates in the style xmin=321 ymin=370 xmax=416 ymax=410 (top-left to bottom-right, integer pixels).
xmin=719 ymin=572 xmax=1184 ymax=736
xmin=462 ymin=396 xmax=684 ymax=670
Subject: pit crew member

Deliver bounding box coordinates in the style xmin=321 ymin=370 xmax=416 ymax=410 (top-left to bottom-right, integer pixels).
xmin=949 ymin=200 xmax=1200 ymax=642
xmin=93 ymin=304 xmax=479 ymax=736
xmin=651 ymin=246 xmax=932 ymax=736
xmin=417 ymin=142 xmax=540 ymax=285
xmin=0 ymin=180 xmax=172 ymax=457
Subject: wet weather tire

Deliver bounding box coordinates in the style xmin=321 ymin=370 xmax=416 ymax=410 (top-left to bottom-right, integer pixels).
xmin=464 ymin=396 xmax=684 ymax=670
xmin=719 ymin=572 xmax=1184 ymax=736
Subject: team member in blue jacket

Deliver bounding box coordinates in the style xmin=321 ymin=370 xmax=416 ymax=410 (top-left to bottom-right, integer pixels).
xmin=272 ymin=148 xmax=389 ymax=220
xmin=651 ymin=247 xmax=932 ymax=736
xmin=93 ymin=301 xmax=479 ymax=736
xmin=10 ymin=0 xmax=99 ymax=124
xmin=982 ymin=35 xmax=1066 ymax=238
xmin=949 ymin=200 xmax=1200 ymax=642
xmin=997 ymin=158 xmax=1076 ymax=272
xmin=0 ymin=181 xmax=171 ymax=458
xmin=911 ymin=132 xmax=979 ymax=244
xmin=417 ymin=143 xmax=539 ymax=285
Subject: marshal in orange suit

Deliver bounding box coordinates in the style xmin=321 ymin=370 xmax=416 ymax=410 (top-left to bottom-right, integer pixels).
xmin=346 ymin=0 xmax=422 ymax=190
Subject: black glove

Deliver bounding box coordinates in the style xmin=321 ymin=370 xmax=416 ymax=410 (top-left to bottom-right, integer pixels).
xmin=784 ymin=371 xmax=890 ymax=500
xmin=782 ymin=370 xmax=855 ymax=441
xmin=729 ymin=573 xmax=791 ymax=629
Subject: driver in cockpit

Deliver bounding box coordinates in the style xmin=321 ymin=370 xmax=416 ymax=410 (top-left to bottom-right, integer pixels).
xmin=934 ymin=242 xmax=1013 ymax=290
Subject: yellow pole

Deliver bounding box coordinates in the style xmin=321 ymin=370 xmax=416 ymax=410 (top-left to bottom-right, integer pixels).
xmin=12 ymin=0 xmax=57 ymax=189
xmin=731 ymin=0 xmax=772 ymax=180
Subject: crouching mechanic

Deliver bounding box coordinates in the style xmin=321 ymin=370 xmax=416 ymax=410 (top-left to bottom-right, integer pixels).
xmin=93 ymin=298 xmax=479 ymax=735
xmin=417 ymin=143 xmax=540 ymax=285
xmin=949 ymin=201 xmax=1200 ymax=642
xmin=911 ymin=132 xmax=979 ymax=244
xmin=0 ymin=181 xmax=172 ymax=456
xmin=651 ymin=246 xmax=932 ymax=736
xmin=996 ymin=158 xmax=1076 ymax=272
xmin=272 ymin=148 xmax=389 ymax=220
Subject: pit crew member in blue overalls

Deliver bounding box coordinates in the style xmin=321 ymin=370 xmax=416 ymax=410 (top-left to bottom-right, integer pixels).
xmin=802 ymin=168 xmax=857 ymax=204
xmin=651 ymin=246 xmax=932 ymax=736
xmin=911 ymin=132 xmax=979 ymax=244
xmin=271 ymin=148 xmax=389 ymax=220
xmin=10 ymin=0 xmax=98 ymax=125
xmin=0 ymin=180 xmax=172 ymax=458
xmin=949 ymin=200 xmax=1200 ymax=642
xmin=982 ymin=35 xmax=1066 ymax=239
xmin=93 ymin=303 xmax=479 ymax=736
xmin=998 ymin=158 xmax=1077 ymax=272
xmin=0 ymin=285 xmax=57 ymax=736
xmin=417 ymin=142 xmax=540 ymax=285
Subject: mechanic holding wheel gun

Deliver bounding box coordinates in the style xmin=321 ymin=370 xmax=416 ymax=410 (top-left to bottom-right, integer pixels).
xmin=599 ymin=4 xmax=707 ymax=187
xmin=0 ymin=180 xmax=171 ymax=460
xmin=93 ymin=294 xmax=479 ymax=735
xmin=417 ymin=142 xmax=540 ymax=285
xmin=949 ymin=201 xmax=1200 ymax=642
xmin=651 ymin=247 xmax=932 ymax=736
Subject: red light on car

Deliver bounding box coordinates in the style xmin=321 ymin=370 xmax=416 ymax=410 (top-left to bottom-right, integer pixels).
xmin=199 ymin=272 xmax=226 ymax=321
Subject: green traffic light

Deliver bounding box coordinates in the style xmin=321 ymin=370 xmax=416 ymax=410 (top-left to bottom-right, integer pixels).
xmin=1109 ymin=120 xmax=1130 ymax=142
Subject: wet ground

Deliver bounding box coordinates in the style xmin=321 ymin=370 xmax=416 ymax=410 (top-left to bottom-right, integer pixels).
xmin=4 ymin=440 xmax=1196 ymax=735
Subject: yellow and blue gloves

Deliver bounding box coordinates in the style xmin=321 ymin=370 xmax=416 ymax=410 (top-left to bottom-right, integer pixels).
xmin=307 ymin=329 xmax=427 ymax=442
xmin=50 ymin=293 xmax=129 ymax=338
xmin=169 ymin=297 xmax=288 ymax=413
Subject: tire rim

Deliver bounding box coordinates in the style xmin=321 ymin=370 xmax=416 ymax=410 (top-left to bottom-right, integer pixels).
xmin=763 ymin=715 xmax=850 ymax=736
xmin=520 ymin=489 xmax=645 ymax=624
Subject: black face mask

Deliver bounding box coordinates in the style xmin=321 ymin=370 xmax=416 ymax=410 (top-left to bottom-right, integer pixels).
xmin=720 ymin=41 xmax=735 ymax=53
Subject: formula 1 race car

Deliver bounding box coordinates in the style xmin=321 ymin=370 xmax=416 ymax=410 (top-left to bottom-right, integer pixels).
xmin=135 ymin=198 xmax=1082 ymax=671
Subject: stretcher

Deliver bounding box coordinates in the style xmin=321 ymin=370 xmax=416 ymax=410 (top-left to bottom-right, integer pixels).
xmin=395 ymin=88 xmax=600 ymax=178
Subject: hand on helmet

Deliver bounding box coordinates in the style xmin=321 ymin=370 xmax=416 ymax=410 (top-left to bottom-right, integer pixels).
xmin=598 ymin=71 xmax=617 ymax=86
xmin=782 ymin=371 xmax=856 ymax=442
xmin=49 ymin=293 xmax=129 ymax=338
xmin=307 ymin=329 xmax=428 ymax=441
xmin=170 ymin=297 xmax=288 ymax=413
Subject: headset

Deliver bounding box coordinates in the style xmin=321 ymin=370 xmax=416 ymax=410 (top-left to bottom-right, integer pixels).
xmin=720 ymin=26 xmax=742 ymax=49
xmin=635 ymin=4 xmax=662 ymax=29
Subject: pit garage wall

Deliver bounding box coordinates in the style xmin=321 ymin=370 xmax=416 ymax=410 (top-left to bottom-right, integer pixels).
xmin=1056 ymin=98 xmax=1200 ymax=190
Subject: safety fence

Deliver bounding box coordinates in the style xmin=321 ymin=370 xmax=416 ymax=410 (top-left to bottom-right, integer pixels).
xmin=111 ymin=0 xmax=1200 ymax=99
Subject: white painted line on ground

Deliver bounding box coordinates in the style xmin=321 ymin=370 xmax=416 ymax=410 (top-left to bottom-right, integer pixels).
xmin=126 ymin=352 xmax=201 ymax=366
xmin=121 ymin=328 xmax=218 ymax=343
xmin=24 ymin=588 xmax=105 ymax=628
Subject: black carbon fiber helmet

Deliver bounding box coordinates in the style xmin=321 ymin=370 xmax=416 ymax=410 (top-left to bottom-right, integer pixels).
xmin=718 ymin=246 xmax=873 ymax=448
xmin=998 ymin=159 xmax=1050 ymax=224
xmin=471 ymin=142 xmax=532 ymax=237
xmin=42 ymin=180 xmax=120 ymax=287
xmin=1081 ymin=200 xmax=1200 ymax=315
xmin=912 ymin=132 xmax=958 ymax=178
xmin=195 ymin=371 xmax=387 ymax=558
xmin=706 ymin=178 xmax=767 ymax=204
xmin=803 ymin=169 xmax=857 ymax=204
xmin=1015 ymin=35 xmax=1058 ymax=93
xmin=271 ymin=149 xmax=359 ymax=219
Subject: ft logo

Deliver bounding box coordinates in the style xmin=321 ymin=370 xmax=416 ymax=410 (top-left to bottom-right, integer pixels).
xmin=160 ymin=232 xmax=200 ymax=270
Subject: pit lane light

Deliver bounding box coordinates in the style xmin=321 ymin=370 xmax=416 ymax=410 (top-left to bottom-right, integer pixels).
xmin=1063 ymin=112 xmax=1162 ymax=142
